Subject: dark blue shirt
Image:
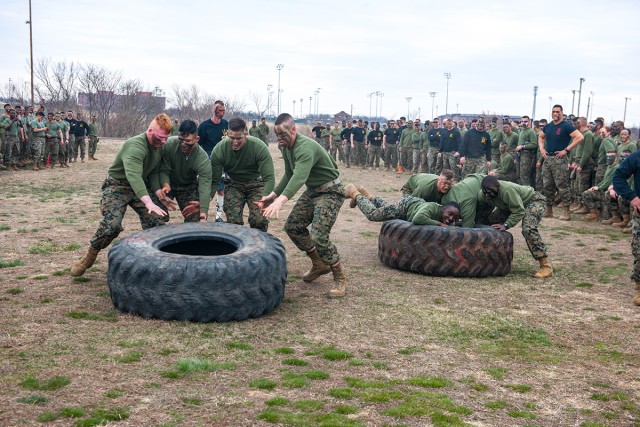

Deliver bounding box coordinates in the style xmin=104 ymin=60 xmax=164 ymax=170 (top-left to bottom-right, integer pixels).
xmin=367 ymin=130 xmax=383 ymax=146
xmin=460 ymin=129 xmax=491 ymax=160
xmin=439 ymin=128 xmax=461 ymax=153
xmin=612 ymin=150 xmax=640 ymax=202
xmin=543 ymin=121 xmax=577 ymax=153
xmin=340 ymin=127 xmax=352 ymax=142
xmin=383 ymin=128 xmax=399 ymax=144
xmin=352 ymin=127 xmax=366 ymax=143
xmin=197 ymin=118 xmax=229 ymax=156
xmin=428 ymin=127 xmax=442 ymax=145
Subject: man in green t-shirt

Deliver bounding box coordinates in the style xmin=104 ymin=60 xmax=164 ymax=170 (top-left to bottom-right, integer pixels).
xmin=183 ymin=117 xmax=275 ymax=232
xmin=70 ymin=114 xmax=174 ymax=277
xmin=30 ymin=112 xmax=48 ymax=170
xmin=156 ymin=119 xmax=212 ymax=222
xmin=478 ymin=175 xmax=551 ymax=278
xmin=88 ymin=116 xmax=100 ymax=160
xmin=345 ymin=183 xmax=460 ymax=226
xmin=257 ymin=113 xmax=346 ymax=298
xmin=248 ymin=120 xmax=265 ymax=143
xmin=257 ymin=117 xmax=269 ymax=144
xmin=3 ymin=108 xmax=24 ymax=171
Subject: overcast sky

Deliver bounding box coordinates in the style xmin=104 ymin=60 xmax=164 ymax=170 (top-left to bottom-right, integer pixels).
xmin=1 ymin=0 xmax=639 ymax=125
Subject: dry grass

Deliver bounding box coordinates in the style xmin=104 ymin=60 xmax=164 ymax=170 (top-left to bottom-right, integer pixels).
xmin=0 ymin=137 xmax=638 ymax=426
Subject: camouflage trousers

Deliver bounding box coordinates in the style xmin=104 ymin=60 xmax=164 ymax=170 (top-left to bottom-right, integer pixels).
xmin=367 ymin=145 xmax=382 ymax=168
xmin=169 ymin=183 xmax=200 ymax=223
xmin=576 ymin=158 xmax=595 ymax=205
xmin=518 ymin=150 xmax=537 ymax=187
xmin=89 ymin=176 xmax=166 ymax=250
xmin=331 ymin=142 xmax=344 ymax=163
xmin=344 ymin=143 xmax=352 ymax=167
xmin=631 ymin=211 xmax=640 ymax=281
xmin=427 ymin=147 xmax=442 ymax=175
xmin=284 ymin=183 xmax=344 ymax=265
xmin=542 ymin=155 xmax=571 ymax=207
xmin=384 ymin=144 xmax=398 ymax=169
xmin=31 ymin=136 xmax=46 ymax=163
xmin=88 ymin=135 xmax=98 ymax=157
xmin=491 ymin=151 xmax=501 ymax=165
xmin=461 ymin=157 xmax=487 ymax=178
xmin=20 ymin=134 xmax=31 ymax=160
xmin=224 ymin=179 xmax=268 ymax=232
xmin=322 ymin=139 xmax=331 ymax=152
xmin=594 ymin=163 xmax=606 ymax=188
xmin=59 ymin=141 xmax=69 ymax=165
xmin=356 ymin=194 xmax=421 ymax=222
xmin=521 ymin=192 xmax=548 ymax=260
xmin=535 ymin=164 xmax=543 ymax=191
xmin=354 ymin=141 xmax=367 ymax=166
xmin=411 ymin=147 xmax=425 ymax=173
xmin=399 ymin=146 xmax=413 ymax=170
xmin=3 ymin=135 xmax=19 ymax=165
xmin=71 ymin=135 xmax=86 ymax=160
xmin=582 ymin=189 xmax=609 ymax=216
xmin=442 ymin=152 xmax=460 ymax=180
xmin=45 ymin=137 xmax=60 ymax=165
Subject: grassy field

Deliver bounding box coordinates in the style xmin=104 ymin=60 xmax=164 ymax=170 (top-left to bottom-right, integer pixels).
xmin=0 ymin=137 xmax=638 ymax=427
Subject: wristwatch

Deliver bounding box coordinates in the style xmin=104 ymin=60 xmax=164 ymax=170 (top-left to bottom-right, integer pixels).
xmin=503 ymin=223 xmax=510 ymax=230
xmin=565 ymin=147 xmax=571 ymax=153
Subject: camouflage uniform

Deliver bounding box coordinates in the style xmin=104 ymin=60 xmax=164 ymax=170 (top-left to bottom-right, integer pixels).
xmin=542 ymin=156 xmax=571 ymax=208
xmin=89 ymin=176 xmax=166 ymax=250
xmin=461 ymin=157 xmax=487 ymax=178
xmin=442 ymin=152 xmax=460 ymax=181
xmin=31 ymin=136 xmax=46 ymax=163
xmin=284 ymin=184 xmax=344 ymax=265
xmin=384 ymin=143 xmax=398 ymax=170
xmin=520 ymin=193 xmax=549 ymax=259
xmin=321 ymin=128 xmax=331 ymax=152
xmin=3 ymin=135 xmax=19 ymax=166
xmin=72 ymin=135 xmax=86 ymax=161
xmin=224 ymin=179 xmax=269 ymax=232
xmin=632 ymin=211 xmax=640 ymax=281
xmin=171 ymin=183 xmax=200 ymax=223
xmin=356 ymin=195 xmax=419 ymax=222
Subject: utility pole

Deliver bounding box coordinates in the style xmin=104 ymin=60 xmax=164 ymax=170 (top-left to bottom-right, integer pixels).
xmin=266 ymin=84 xmax=272 ymax=118
xmin=624 ymin=97 xmax=632 ymax=122
xmin=309 ymin=96 xmax=312 ymax=117
xmin=444 ymin=73 xmax=451 ymax=115
xmin=589 ymin=92 xmax=594 ymax=121
xmin=577 ymin=77 xmax=585 ymax=116
xmin=27 ymin=0 xmax=34 ymax=107
xmin=293 ymin=100 xmax=296 ymax=118
xmin=571 ymin=90 xmax=576 ymax=114
xmin=276 ymin=64 xmax=284 ymax=115
xmin=532 ymin=86 xmax=538 ymax=121
xmin=429 ymin=92 xmax=437 ymax=119
xmin=299 ymin=98 xmax=303 ymax=119
xmin=378 ymin=93 xmax=384 ymax=119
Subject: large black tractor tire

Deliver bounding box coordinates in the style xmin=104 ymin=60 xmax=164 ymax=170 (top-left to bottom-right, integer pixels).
xmin=107 ymin=222 xmax=287 ymax=322
xmin=378 ymin=220 xmax=513 ymax=277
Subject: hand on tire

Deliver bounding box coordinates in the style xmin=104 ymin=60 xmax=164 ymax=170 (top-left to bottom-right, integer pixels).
xmin=182 ymin=201 xmax=200 ymax=218
xmin=140 ymin=195 xmax=168 ymax=217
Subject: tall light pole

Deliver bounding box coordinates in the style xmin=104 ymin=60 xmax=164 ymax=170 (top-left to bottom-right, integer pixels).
xmin=299 ymin=98 xmax=303 ymax=119
xmin=374 ymin=91 xmax=381 ymax=118
xmin=589 ymin=92 xmax=594 ymax=121
xmin=624 ymin=97 xmax=632 ymax=122
xmin=276 ymin=64 xmax=284 ymax=115
xmin=27 ymin=0 xmax=34 ymax=107
xmin=368 ymin=92 xmax=375 ymax=118
xmin=577 ymin=77 xmax=585 ymax=116
xmin=293 ymin=99 xmax=296 ymax=118
xmin=429 ymin=92 xmax=437 ymax=119
xmin=549 ymin=96 xmax=553 ymax=118
xmin=571 ymin=90 xmax=576 ymax=115
xmin=378 ymin=92 xmax=384 ymax=118
xmin=532 ymin=86 xmax=538 ymax=121
xmin=266 ymin=84 xmax=272 ymax=118
xmin=405 ymin=97 xmax=412 ymax=119
xmin=444 ymin=73 xmax=451 ymax=115
xmin=314 ymin=88 xmax=321 ymax=119
xmin=309 ymin=96 xmax=312 ymax=117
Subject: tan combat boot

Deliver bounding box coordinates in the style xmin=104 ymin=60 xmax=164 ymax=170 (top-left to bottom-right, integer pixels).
xmin=343 ymin=183 xmax=360 ymax=209
xmin=328 ymin=261 xmax=347 ymax=298
xmin=302 ymin=247 xmax=331 ymax=282
xmin=634 ymin=281 xmax=640 ymax=306
xmin=542 ymin=206 xmax=553 ymax=218
xmin=558 ymin=207 xmax=571 ymax=221
xmin=70 ymin=247 xmax=101 ymax=277
xmin=581 ymin=209 xmax=599 ymax=222
xmin=612 ymin=214 xmax=631 ymax=228
xmin=32 ymin=163 xmax=39 ymax=171
xmin=573 ymin=205 xmax=589 ymax=214
xmin=534 ymin=257 xmax=553 ymax=278
xmin=569 ymin=201 xmax=581 ymax=211
xmin=356 ymin=185 xmax=374 ymax=200
xmin=602 ymin=211 xmax=622 ymax=225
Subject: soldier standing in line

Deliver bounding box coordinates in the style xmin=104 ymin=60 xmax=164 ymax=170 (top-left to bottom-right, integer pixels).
xmin=72 ymin=112 xmax=90 ymax=162
xmin=459 ymin=118 xmax=491 ymax=178
xmin=257 ymin=117 xmax=269 ymax=144
xmin=30 ymin=112 xmax=48 ymax=170
xmin=88 ymin=115 xmax=100 ymax=160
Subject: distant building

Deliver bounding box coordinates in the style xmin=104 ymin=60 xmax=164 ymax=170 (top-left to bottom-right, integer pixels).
xmin=333 ymin=111 xmax=352 ymax=123
xmin=436 ymin=113 xmax=523 ymax=126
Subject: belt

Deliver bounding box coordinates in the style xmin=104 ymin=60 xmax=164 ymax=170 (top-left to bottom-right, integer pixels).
xmin=312 ymin=178 xmax=341 ymax=192
xmin=106 ymin=174 xmax=129 ymax=185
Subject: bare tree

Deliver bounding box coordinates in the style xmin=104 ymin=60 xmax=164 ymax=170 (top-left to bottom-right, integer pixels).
xmin=78 ymin=64 xmax=122 ymax=135
xmin=33 ymin=58 xmax=79 ymax=112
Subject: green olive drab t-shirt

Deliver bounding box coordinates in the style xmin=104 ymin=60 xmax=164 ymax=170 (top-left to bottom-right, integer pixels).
xmin=107 ymin=133 xmax=162 ymax=199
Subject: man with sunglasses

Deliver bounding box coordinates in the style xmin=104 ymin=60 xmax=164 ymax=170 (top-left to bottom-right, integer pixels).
xmin=478 ymin=175 xmax=552 ymax=278
xmin=515 ymin=115 xmax=539 ymax=187
xmin=156 ymin=119 xmax=212 ymax=222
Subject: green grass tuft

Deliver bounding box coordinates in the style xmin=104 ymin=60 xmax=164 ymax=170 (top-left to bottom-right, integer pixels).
xmin=508 ymin=410 xmax=536 ymax=419
xmin=274 ymin=347 xmax=295 ymax=354
xmin=407 ymin=376 xmax=452 ymax=389
xmin=227 ymin=341 xmax=254 ymax=351
xmin=59 ymin=407 xmax=86 ymax=418
xmin=265 ymin=397 xmax=289 ymax=406
xmin=73 ymin=277 xmax=91 ymax=283
xmin=304 ymin=370 xmax=330 ymax=380
xmin=508 ymin=384 xmax=532 ymax=393
xmin=7 ymin=287 xmax=24 ymax=295
xmin=250 ymin=378 xmax=278 ymax=390
xmin=28 ymin=241 xmax=58 ymax=254
xmin=282 ymin=358 xmax=308 ymax=366
xmin=115 ymin=350 xmax=143 ymax=363
xmin=0 ymin=259 xmax=25 ymax=268
xmin=485 ymin=367 xmax=507 ymax=380
xmin=0 ymin=224 xmax=10 ymax=230
xmin=182 ymin=397 xmax=202 ymax=405
xmin=486 ymin=400 xmax=507 ymax=409
xmin=21 ymin=375 xmax=70 ymax=391
xmin=293 ymin=400 xmax=325 ymax=412
xmin=329 ymin=387 xmax=355 ymax=399
xmin=17 ymin=394 xmax=48 ymax=405
xmin=104 ymin=389 xmax=124 ymax=398
xmin=37 ymin=411 xmax=59 ymax=422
